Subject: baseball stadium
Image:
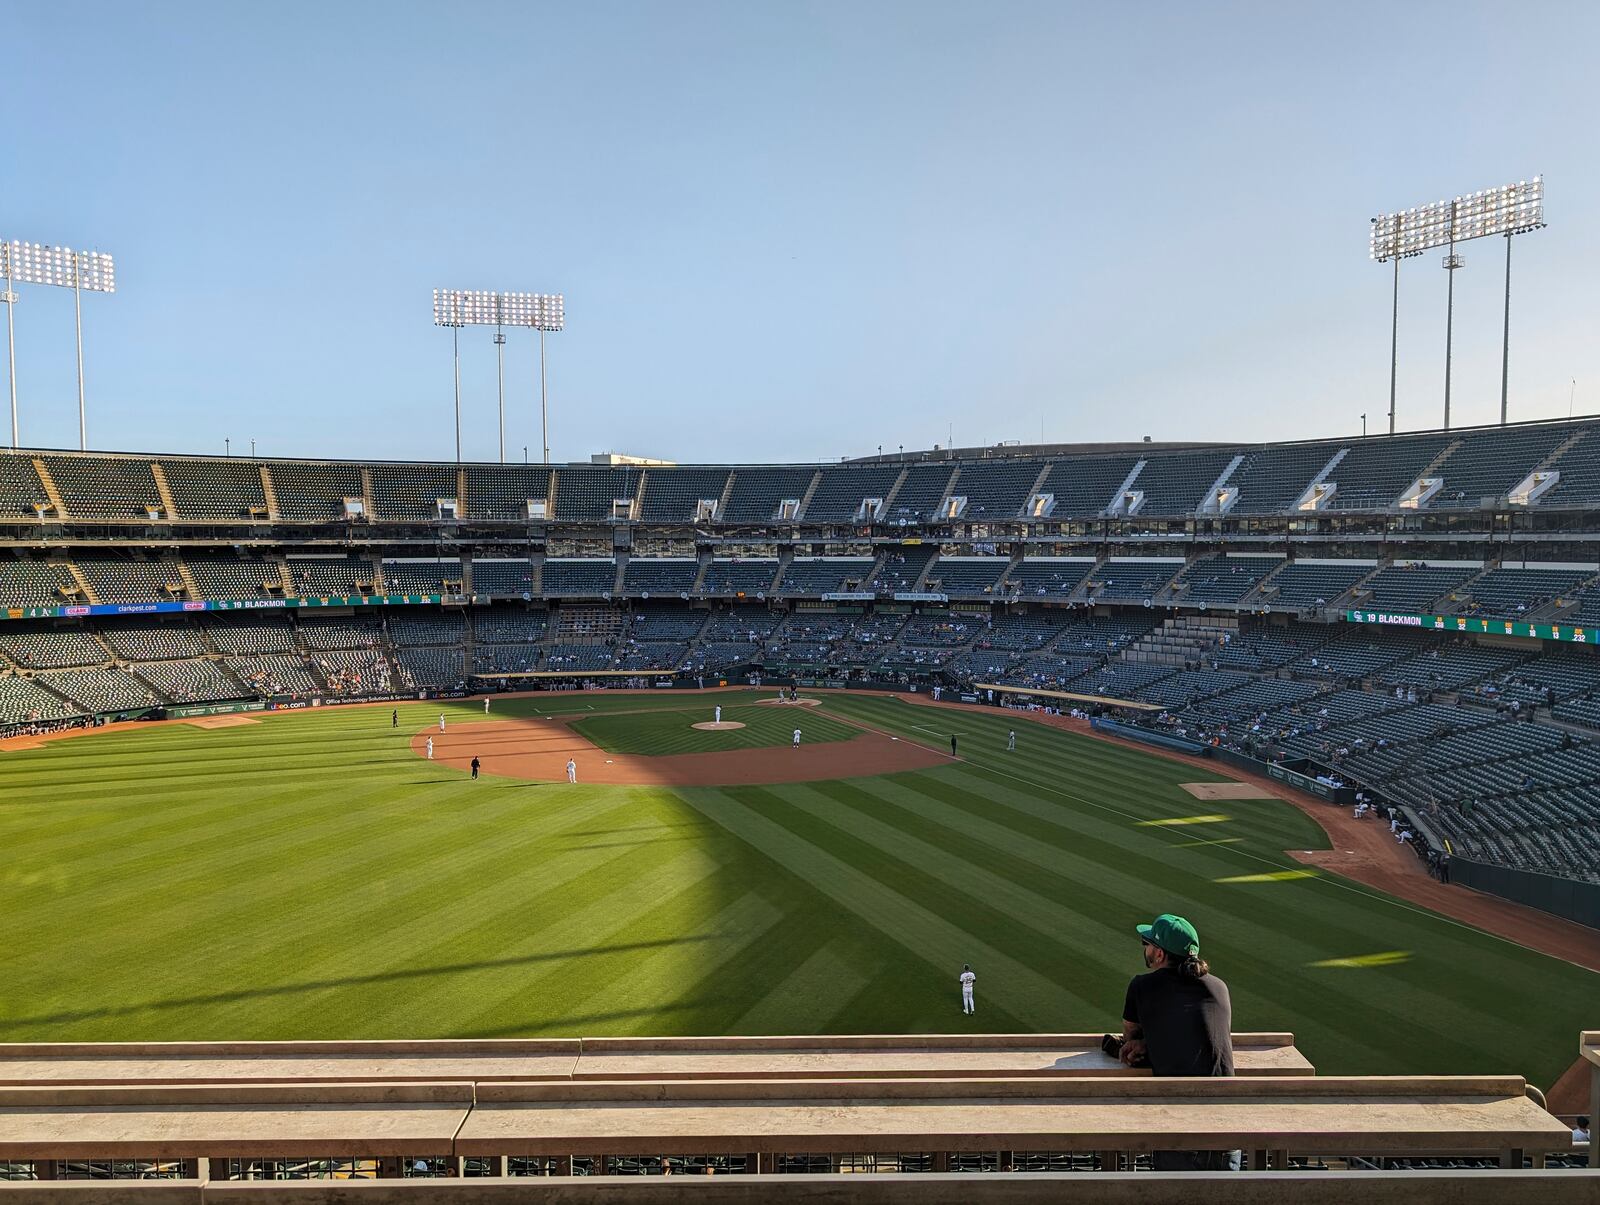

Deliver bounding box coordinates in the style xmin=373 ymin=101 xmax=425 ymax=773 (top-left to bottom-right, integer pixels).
xmin=6 ymin=4 xmax=1600 ymax=1201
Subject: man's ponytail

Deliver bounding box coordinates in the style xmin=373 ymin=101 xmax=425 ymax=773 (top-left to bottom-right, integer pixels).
xmin=1178 ymin=954 xmax=1210 ymax=979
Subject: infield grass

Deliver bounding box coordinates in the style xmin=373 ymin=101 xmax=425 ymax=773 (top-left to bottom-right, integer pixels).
xmin=571 ymin=703 xmax=858 ymax=755
xmin=0 ymin=688 xmax=1592 ymax=1090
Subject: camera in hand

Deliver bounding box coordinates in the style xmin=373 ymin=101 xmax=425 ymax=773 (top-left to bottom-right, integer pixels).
xmin=1101 ymin=1033 xmax=1148 ymax=1067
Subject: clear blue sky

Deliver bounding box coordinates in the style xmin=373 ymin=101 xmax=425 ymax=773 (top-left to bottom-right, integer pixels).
xmin=8 ymin=1 xmax=1599 ymax=463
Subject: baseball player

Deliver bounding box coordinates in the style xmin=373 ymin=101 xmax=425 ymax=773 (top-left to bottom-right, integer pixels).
xmin=566 ymin=758 xmax=577 ymax=783
xmin=438 ymin=714 xmax=446 ymax=733
xmin=959 ymin=964 xmax=976 ymax=1014
xmin=470 ymin=756 xmax=480 ymax=780
xmin=792 ymin=727 xmax=801 ymax=748
xmin=391 ymin=708 xmax=398 ymax=727
xmin=715 ymin=705 xmax=722 ymax=724
xmin=1007 ymin=730 xmax=1016 ymax=752
xmin=425 ymin=736 xmax=434 ymax=760
xmin=484 ymin=698 xmax=490 ymax=714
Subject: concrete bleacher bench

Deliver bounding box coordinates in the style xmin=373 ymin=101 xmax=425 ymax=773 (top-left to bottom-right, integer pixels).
xmin=0 ymin=1033 xmax=1310 ymax=1086
xmin=0 ymin=1075 xmax=1570 ymax=1179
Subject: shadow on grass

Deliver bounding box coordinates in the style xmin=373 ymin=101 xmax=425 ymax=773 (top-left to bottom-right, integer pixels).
xmin=0 ymin=935 xmax=721 ymax=1031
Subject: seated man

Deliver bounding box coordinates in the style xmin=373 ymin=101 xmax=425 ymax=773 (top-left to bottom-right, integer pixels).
xmin=1119 ymin=913 xmax=1240 ymax=1172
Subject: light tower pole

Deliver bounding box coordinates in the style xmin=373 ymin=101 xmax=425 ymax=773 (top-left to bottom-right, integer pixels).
xmin=1370 ymin=177 xmax=1542 ymax=432
xmin=432 ymin=289 xmax=564 ymax=464
xmin=0 ymin=240 xmax=116 ymax=450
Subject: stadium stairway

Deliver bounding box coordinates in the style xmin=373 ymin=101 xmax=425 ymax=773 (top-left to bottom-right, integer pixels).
xmin=258 ymin=464 xmax=280 ymax=520
xmin=175 ymin=560 xmax=202 ymax=601
xmin=794 ymin=470 xmax=823 ymax=521
xmin=150 ymin=462 xmax=180 ymax=519
xmin=29 ymin=456 xmax=66 ymax=518
xmin=59 ymin=560 xmax=99 ymax=605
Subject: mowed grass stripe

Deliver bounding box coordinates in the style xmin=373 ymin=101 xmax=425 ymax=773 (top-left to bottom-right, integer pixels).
xmin=728 ymin=940 xmax=871 ymax=1035
xmin=680 ymin=786 xmax=1072 ymax=1027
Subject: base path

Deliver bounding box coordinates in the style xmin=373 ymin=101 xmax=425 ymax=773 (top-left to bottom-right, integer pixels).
xmin=410 ymin=716 xmax=948 ymax=787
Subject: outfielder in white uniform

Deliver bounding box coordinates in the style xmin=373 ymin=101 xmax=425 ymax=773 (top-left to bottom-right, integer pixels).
xmin=792 ymin=728 xmax=801 ymax=748
xmin=1007 ymin=730 xmax=1016 ymax=751
xmin=425 ymin=737 xmax=434 ymax=760
xmin=566 ymin=759 xmax=577 ymax=783
xmin=715 ymin=705 xmax=722 ymax=724
xmin=959 ymin=964 xmax=976 ymax=1014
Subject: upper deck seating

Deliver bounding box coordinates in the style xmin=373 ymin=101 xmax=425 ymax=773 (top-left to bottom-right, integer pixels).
xmin=954 ymin=459 xmax=1043 ymax=521
xmin=0 ymin=452 xmax=49 ymax=518
xmin=637 ymin=468 xmax=732 ymax=522
xmin=802 ymin=465 xmax=902 ymax=522
xmin=371 ymin=464 xmax=458 ymax=521
xmin=43 ymin=455 xmax=161 ymax=519
xmin=553 ymin=467 xmax=643 ymax=522
xmin=1130 ymin=449 xmax=1238 ymax=516
xmin=262 ymin=461 xmax=365 ymax=521
xmin=882 ymin=463 xmax=954 ymax=525
xmin=1035 ymin=454 xmax=1139 ymax=518
xmin=720 ymin=467 xmax=818 ymax=523
xmin=0 ymin=560 xmax=78 ymax=608
xmin=1456 ymin=567 xmax=1594 ymax=618
xmin=1535 ymin=426 xmax=1600 ymax=509
xmin=463 ymin=465 xmax=553 ymax=520
xmin=1223 ymin=442 xmax=1338 ymax=514
xmin=1430 ymin=423 xmax=1576 ymax=509
xmin=100 ymin=621 xmax=209 ymax=661
xmin=1322 ymin=432 xmax=1452 ymax=510
xmin=160 ymin=457 xmax=267 ymax=519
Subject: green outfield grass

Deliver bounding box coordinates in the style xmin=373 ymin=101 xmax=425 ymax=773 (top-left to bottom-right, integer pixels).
xmin=0 ymin=688 xmax=1592 ymax=1089
xmin=570 ymin=702 xmax=859 ymax=755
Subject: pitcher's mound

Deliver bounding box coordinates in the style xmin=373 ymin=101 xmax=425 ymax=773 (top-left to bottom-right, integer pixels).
xmin=757 ymin=697 xmax=822 ymax=707
xmin=692 ymin=721 xmax=747 ymax=731
xmin=1182 ymin=782 xmax=1278 ymax=800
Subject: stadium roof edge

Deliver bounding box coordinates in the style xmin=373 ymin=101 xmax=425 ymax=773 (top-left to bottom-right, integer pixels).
xmin=3 ymin=409 xmax=1599 ymax=469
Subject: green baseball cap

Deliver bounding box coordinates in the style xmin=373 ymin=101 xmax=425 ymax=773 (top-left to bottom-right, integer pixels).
xmin=1136 ymin=913 xmax=1200 ymax=956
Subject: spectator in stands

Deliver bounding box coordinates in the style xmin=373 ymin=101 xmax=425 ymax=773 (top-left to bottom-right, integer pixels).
xmin=1119 ymin=913 xmax=1238 ymax=1171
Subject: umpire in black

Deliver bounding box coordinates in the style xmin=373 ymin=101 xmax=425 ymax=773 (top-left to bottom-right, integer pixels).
xmin=1119 ymin=913 xmax=1240 ymax=1172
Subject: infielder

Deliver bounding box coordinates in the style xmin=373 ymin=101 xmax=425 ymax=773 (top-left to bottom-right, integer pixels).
xmin=438 ymin=714 xmax=446 ymax=733
xmin=484 ymin=698 xmax=490 ymax=714
xmin=792 ymin=728 xmax=802 ymax=748
xmin=566 ymin=758 xmax=577 ymax=783
xmin=1007 ymin=730 xmax=1016 ymax=751
xmin=425 ymin=736 xmax=434 ymax=760
xmin=959 ymin=964 xmax=976 ymax=1014
xmin=715 ymin=705 xmax=722 ymax=724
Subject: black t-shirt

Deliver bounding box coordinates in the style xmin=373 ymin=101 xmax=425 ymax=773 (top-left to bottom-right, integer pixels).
xmin=1122 ymin=966 xmax=1234 ymax=1077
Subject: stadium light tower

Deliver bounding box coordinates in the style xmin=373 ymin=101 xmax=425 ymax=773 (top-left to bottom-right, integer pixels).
xmin=1371 ymin=177 xmax=1544 ymax=431
xmin=432 ymin=289 xmax=564 ymax=464
xmin=0 ymin=240 xmax=116 ymax=450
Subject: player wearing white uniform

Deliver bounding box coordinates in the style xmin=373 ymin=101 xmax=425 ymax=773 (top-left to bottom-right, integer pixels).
xmin=484 ymin=698 xmax=490 ymax=714
xmin=425 ymin=737 xmax=434 ymax=760
xmin=792 ymin=728 xmax=801 ymax=748
xmin=566 ymin=759 xmax=577 ymax=783
xmin=959 ymin=964 xmax=976 ymax=1014
xmin=715 ymin=705 xmax=722 ymax=724
xmin=1007 ymin=730 xmax=1016 ymax=751
xmin=438 ymin=714 xmax=446 ymax=732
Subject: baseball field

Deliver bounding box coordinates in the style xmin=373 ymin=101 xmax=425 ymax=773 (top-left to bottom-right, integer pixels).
xmin=0 ymin=688 xmax=1593 ymax=1091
